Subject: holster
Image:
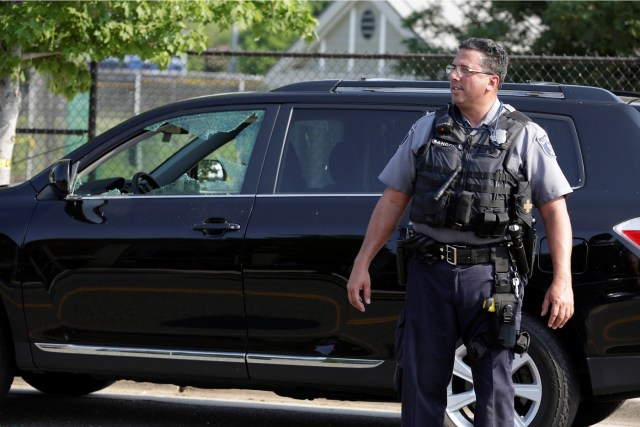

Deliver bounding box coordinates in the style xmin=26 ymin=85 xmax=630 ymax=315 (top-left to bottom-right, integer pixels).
xmin=396 ymin=226 xmax=434 ymax=286
xmin=514 ymin=181 xmax=537 ymax=278
xmin=487 ymin=246 xmax=528 ymax=353
xmin=524 ymin=218 xmax=537 ymax=278
xmin=491 ymin=292 xmax=518 ymax=349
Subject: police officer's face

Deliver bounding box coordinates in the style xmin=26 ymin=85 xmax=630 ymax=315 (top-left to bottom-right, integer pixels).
xmin=449 ymin=49 xmax=498 ymax=109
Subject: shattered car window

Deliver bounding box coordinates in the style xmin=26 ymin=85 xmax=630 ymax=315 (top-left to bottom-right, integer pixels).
xmin=74 ymin=109 xmax=265 ymax=197
xmin=146 ymin=111 xmax=259 ymax=141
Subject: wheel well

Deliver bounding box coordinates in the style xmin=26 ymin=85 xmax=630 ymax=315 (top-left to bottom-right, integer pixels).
xmin=521 ymin=284 xmax=591 ymax=394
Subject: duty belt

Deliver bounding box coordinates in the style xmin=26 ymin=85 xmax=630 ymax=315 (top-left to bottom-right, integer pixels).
xmin=421 ymin=243 xmax=496 ymax=265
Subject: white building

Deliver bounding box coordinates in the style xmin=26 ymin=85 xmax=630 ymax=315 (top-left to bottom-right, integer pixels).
xmin=265 ymin=0 xmax=461 ymax=87
xmin=265 ymin=0 xmax=417 ymax=87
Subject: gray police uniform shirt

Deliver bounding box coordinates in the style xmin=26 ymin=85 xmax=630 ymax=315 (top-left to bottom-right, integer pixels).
xmin=379 ymin=99 xmax=573 ymax=245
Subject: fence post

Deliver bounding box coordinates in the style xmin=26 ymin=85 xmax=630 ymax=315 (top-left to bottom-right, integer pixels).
xmin=89 ymin=61 xmax=98 ymax=142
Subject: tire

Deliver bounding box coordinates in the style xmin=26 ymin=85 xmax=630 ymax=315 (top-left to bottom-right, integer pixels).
xmin=444 ymin=312 xmax=579 ymax=427
xmin=21 ymin=372 xmax=114 ymax=396
xmin=571 ymin=400 xmax=625 ymax=427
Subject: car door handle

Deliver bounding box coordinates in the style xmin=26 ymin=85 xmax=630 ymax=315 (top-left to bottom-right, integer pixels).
xmin=192 ymin=220 xmax=241 ymax=236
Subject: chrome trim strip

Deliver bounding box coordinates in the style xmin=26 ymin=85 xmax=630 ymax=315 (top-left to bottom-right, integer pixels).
xmin=247 ymin=354 xmax=384 ymax=369
xmin=334 ymin=86 xmax=565 ymax=99
xmin=77 ymin=194 xmax=255 ymax=200
xmin=499 ymin=89 xmax=565 ymax=99
xmin=256 ymin=193 xmax=382 ymax=198
xmin=335 ymin=87 xmax=451 ymax=95
xmin=34 ymin=343 xmax=385 ymax=369
xmin=35 ymin=343 xmax=245 ymax=363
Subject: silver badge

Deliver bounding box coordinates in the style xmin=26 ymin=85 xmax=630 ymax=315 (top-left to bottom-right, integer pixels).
xmin=493 ymin=129 xmax=507 ymax=145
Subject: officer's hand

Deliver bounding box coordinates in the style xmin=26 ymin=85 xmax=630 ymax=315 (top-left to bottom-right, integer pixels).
xmin=347 ymin=267 xmax=371 ymax=312
xmin=541 ymin=279 xmax=574 ymax=329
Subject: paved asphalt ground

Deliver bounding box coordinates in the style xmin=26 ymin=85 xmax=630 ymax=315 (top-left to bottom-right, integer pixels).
xmin=5 ymin=378 xmax=640 ymax=426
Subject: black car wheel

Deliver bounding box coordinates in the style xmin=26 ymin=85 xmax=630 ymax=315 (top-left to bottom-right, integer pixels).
xmin=21 ymin=372 xmax=114 ymax=396
xmin=445 ymin=313 xmax=579 ymax=427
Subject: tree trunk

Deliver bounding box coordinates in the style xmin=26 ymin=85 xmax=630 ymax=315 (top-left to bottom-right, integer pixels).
xmin=0 ymin=74 xmax=21 ymax=185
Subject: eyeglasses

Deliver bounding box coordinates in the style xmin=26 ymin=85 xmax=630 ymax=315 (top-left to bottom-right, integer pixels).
xmin=445 ymin=64 xmax=495 ymax=76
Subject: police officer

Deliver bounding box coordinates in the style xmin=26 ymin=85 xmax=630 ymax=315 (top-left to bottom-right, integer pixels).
xmin=346 ymin=38 xmax=574 ymax=427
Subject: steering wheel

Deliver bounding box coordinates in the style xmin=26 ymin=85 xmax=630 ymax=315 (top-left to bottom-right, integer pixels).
xmin=131 ymin=172 xmax=160 ymax=194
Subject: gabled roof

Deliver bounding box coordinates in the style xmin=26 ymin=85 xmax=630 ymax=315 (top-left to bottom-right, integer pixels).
xmin=287 ymin=0 xmax=417 ymax=53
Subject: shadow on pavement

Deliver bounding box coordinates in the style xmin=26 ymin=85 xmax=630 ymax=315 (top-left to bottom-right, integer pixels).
xmin=0 ymin=389 xmax=401 ymax=427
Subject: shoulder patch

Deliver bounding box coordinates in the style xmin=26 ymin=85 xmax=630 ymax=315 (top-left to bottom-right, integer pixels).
xmin=536 ymin=133 xmax=556 ymax=157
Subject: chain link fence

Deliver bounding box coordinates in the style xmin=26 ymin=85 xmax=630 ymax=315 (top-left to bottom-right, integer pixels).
xmin=11 ymin=51 xmax=640 ymax=184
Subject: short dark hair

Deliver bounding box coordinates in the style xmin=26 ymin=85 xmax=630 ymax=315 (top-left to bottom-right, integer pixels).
xmin=459 ymin=38 xmax=509 ymax=84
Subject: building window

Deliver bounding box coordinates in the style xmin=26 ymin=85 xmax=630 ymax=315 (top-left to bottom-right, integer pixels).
xmin=361 ymin=10 xmax=375 ymax=40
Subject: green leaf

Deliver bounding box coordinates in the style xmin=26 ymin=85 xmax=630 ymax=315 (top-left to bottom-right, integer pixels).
xmin=1 ymin=0 xmax=316 ymax=98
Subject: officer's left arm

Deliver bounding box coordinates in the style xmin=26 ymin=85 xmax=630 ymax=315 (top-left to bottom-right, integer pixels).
xmin=538 ymin=196 xmax=574 ymax=329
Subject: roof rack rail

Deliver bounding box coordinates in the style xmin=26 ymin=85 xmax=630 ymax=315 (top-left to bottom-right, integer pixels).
xmin=611 ymin=89 xmax=640 ymax=98
xmin=611 ymin=89 xmax=640 ymax=104
xmin=273 ymin=79 xmax=621 ymax=102
xmin=271 ymin=80 xmax=343 ymax=93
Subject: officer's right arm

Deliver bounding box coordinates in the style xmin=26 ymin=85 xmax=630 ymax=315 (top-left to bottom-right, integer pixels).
xmin=347 ymin=187 xmax=411 ymax=312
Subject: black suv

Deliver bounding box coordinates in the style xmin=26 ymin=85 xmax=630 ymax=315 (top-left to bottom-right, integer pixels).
xmin=1 ymin=80 xmax=639 ymax=427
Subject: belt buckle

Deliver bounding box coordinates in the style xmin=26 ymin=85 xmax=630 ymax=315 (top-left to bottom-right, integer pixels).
xmin=445 ymin=245 xmax=457 ymax=265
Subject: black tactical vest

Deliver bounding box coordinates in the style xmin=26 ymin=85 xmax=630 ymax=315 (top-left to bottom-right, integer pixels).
xmin=409 ymin=104 xmax=534 ymax=238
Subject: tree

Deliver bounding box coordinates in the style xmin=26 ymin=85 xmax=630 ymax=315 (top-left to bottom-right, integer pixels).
xmin=525 ymin=1 xmax=640 ymax=55
xmin=199 ymin=0 xmax=331 ymax=75
xmin=0 ymin=0 xmax=316 ymax=185
xmin=399 ymin=1 xmax=640 ymax=87
xmin=403 ymin=0 xmax=640 ymax=56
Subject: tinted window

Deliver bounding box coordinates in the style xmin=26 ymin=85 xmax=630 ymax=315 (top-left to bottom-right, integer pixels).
xmin=277 ymin=109 xmax=422 ymax=193
xmin=529 ymin=113 xmax=584 ymax=188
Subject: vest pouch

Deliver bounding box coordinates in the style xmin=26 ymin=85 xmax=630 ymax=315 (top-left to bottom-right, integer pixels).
xmin=409 ymin=190 xmax=452 ymax=227
xmin=476 ymin=212 xmax=497 ymax=238
xmin=453 ymin=191 xmax=473 ymax=229
xmin=493 ymin=212 xmax=510 ymax=237
xmin=476 ymin=212 xmax=510 ymax=238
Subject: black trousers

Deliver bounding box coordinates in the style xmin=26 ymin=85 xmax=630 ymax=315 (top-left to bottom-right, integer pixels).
xmin=396 ymin=257 xmax=524 ymax=427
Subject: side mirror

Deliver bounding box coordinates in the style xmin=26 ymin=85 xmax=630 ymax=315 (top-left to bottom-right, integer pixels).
xmin=198 ymin=159 xmax=227 ymax=181
xmin=49 ymin=159 xmax=79 ymax=198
